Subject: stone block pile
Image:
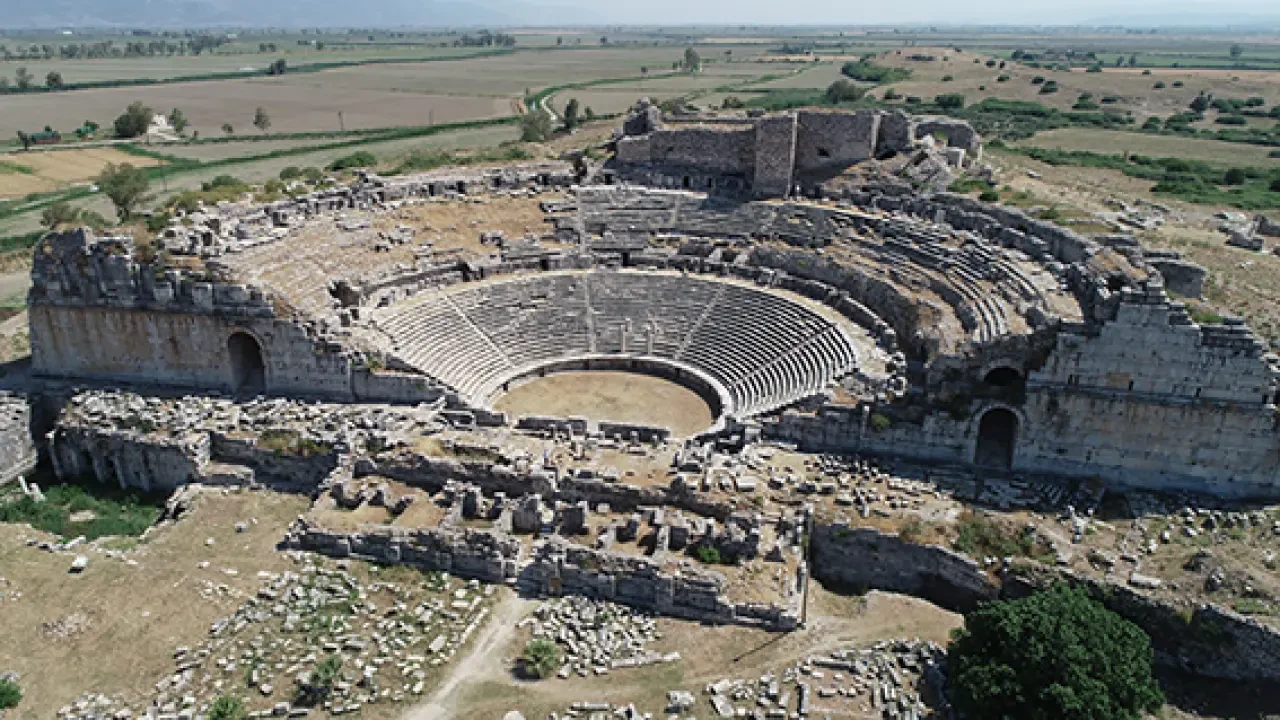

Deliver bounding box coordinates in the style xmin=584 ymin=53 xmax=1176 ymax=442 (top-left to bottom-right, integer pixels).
xmin=520 ymin=597 xmax=678 ymax=679
xmin=702 ymin=638 xmax=944 ymax=719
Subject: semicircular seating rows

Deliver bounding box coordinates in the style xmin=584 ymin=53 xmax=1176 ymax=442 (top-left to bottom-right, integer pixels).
xmin=374 ymin=271 xmax=860 ymax=418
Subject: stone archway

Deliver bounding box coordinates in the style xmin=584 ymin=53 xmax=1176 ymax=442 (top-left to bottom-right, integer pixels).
xmin=228 ymin=332 xmax=265 ymax=395
xmin=974 ymin=408 xmax=1018 ymax=470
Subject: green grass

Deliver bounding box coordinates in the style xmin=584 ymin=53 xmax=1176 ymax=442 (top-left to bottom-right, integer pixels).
xmin=953 ymin=511 xmax=1052 ymax=561
xmin=0 ymin=478 xmax=165 ymax=540
xmin=0 ymin=161 xmax=34 ymax=175
xmin=1004 ymin=145 xmax=1280 ymax=210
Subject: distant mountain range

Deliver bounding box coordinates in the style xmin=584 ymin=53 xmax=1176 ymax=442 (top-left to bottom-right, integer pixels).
xmin=8 ymin=0 xmax=604 ymax=29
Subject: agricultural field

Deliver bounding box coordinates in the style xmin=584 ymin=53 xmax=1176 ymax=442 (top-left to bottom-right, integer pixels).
xmin=862 ymin=47 xmax=1280 ymax=121
xmin=0 ymin=147 xmax=161 ymax=198
xmin=1013 ymin=128 xmax=1280 ymax=168
xmin=0 ymin=76 xmax=514 ymax=140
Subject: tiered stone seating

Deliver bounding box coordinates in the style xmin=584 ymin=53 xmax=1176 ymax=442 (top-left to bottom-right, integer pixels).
xmin=374 ymin=270 xmax=862 ymax=419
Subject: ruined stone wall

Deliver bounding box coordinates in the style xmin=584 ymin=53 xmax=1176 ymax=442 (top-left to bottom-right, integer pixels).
xmin=753 ymin=114 xmax=798 ymax=199
xmin=285 ymin=519 xmax=522 ymax=583
xmin=647 ymin=126 xmax=755 ymax=176
xmin=810 ymin=523 xmax=999 ymax=612
xmin=30 ymin=306 xmax=352 ymax=398
xmin=28 ymin=229 xmax=355 ymax=399
xmin=0 ymin=394 xmax=37 ymax=485
xmin=1003 ymin=562 xmax=1280 ymax=682
xmin=49 ymin=425 xmax=210 ymax=491
xmin=794 ymin=111 xmax=880 ymax=173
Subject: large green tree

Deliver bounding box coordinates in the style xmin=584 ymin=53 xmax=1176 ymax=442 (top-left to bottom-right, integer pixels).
xmin=948 ymin=583 xmax=1164 ymax=720
xmin=113 ymin=101 xmax=153 ymax=139
xmin=96 ymin=163 xmax=151 ymax=220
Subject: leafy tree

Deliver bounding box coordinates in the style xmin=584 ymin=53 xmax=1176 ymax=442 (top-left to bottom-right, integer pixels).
xmin=825 ymin=79 xmax=864 ymax=104
xmin=722 ymin=96 xmax=746 ymax=109
xmin=948 ymin=584 xmax=1164 ymax=720
xmin=0 ymin=678 xmax=21 ymax=709
xmin=1270 ymin=177 xmax=1280 ymax=192
xmin=326 ymin=151 xmax=376 ymax=171
xmin=1190 ymin=94 xmax=1211 ymax=113
xmin=15 ymin=66 xmax=33 ymax=89
xmin=267 ymin=58 xmax=288 ymax=76
xmin=935 ymin=93 xmax=966 ymax=109
xmin=96 ymin=163 xmax=151 ymax=220
xmin=583 ymin=106 xmax=596 ymax=121
xmin=16 ymin=131 xmax=30 ymax=151
xmin=684 ymin=47 xmax=702 ymax=72
xmin=253 ymin=107 xmax=271 ymax=133
xmin=221 ymin=123 xmax=235 ymax=136
xmin=563 ymin=98 xmax=581 ymax=130
xmin=113 ymin=101 xmax=153 ymax=139
xmin=1224 ymin=168 xmax=1247 ymax=185
xmin=522 ymin=639 xmax=561 ymax=679
xmin=41 ymin=201 xmax=81 ymax=229
xmin=46 ymin=71 xmax=64 ymax=89
xmin=1230 ymin=43 xmax=1243 ymax=60
xmin=168 ymin=108 xmax=189 ymax=134
xmin=206 ymin=695 xmax=247 ymax=720
xmin=519 ymin=109 xmax=552 ymax=142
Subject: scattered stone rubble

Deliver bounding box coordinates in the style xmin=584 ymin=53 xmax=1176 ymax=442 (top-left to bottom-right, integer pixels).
xmin=520 ymin=597 xmax=678 ymax=679
xmin=58 ymin=558 xmax=493 ymax=720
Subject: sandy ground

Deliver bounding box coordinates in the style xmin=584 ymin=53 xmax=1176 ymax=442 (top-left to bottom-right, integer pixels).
xmin=0 ymin=489 xmax=312 ymax=719
xmin=493 ymin=371 xmax=716 ymax=437
xmin=408 ymin=586 xmax=962 ymax=720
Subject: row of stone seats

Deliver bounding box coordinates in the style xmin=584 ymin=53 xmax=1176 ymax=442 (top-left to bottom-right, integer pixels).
xmin=377 ymin=296 xmax=515 ymax=398
xmin=376 ymin=270 xmax=861 ymax=416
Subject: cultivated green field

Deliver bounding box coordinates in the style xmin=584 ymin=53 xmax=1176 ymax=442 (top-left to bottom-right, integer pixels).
xmin=1013 ymin=128 xmax=1280 ymax=167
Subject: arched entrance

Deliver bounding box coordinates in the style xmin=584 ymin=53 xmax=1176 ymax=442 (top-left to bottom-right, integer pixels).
xmin=228 ymin=332 xmax=265 ymax=395
xmin=974 ymin=408 xmax=1017 ymax=470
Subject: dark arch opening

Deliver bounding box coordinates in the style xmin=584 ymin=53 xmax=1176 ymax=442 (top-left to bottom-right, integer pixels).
xmin=682 ymin=175 xmax=691 ymax=189
xmin=983 ymin=367 xmax=1022 ymax=388
xmin=228 ymin=332 xmax=265 ymax=396
xmin=975 ymin=408 xmax=1017 ymax=470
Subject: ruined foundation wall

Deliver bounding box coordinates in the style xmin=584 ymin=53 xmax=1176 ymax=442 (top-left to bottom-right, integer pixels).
xmin=809 ymin=523 xmax=999 ymax=613
xmin=0 ymin=394 xmax=37 ymax=484
xmin=753 ymin=115 xmax=798 ymax=199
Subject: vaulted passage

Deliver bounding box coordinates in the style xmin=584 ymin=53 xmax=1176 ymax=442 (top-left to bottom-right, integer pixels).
xmin=228 ymin=332 xmax=265 ymax=395
xmin=975 ymin=408 xmax=1017 ymax=470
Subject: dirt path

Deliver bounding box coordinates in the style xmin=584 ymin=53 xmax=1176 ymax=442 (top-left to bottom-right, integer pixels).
xmin=407 ymin=589 xmax=537 ymax=719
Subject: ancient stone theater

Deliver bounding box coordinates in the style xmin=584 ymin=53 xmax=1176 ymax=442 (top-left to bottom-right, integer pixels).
xmin=23 ymin=102 xmax=1278 ymax=501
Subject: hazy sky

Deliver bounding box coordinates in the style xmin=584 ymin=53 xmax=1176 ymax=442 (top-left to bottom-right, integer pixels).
xmin=575 ymin=0 xmax=1280 ymax=26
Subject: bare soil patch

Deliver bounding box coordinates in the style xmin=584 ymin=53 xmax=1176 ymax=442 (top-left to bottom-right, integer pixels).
xmin=494 ymin=370 xmax=716 ymax=437
xmin=0 ymin=147 xmax=161 ymax=198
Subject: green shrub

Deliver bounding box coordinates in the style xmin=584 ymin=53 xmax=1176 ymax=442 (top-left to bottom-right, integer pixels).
xmin=522 ymin=639 xmax=561 ymax=679
xmin=278 ymin=166 xmax=303 ymax=180
xmin=1224 ymin=167 xmax=1248 ymax=185
xmin=826 ymin=80 xmax=865 ymax=104
xmin=1216 ymin=115 xmax=1248 ymax=126
xmin=296 ymin=655 xmax=342 ymax=706
xmin=695 ymin=545 xmax=723 ymax=564
xmin=1031 ymin=76 xmax=1045 ymax=84
xmin=941 ymin=74 xmax=954 ymax=82
xmin=207 ymin=696 xmax=247 ymax=720
xmin=953 ymin=511 xmax=1048 ymax=560
xmin=1271 ymin=177 xmax=1280 ymax=192
xmin=327 ymin=151 xmax=377 ymax=171
xmin=869 ymin=413 xmax=892 ymax=433
xmin=996 ymin=74 xmax=1010 ymax=82
xmin=934 ymin=93 xmax=966 ymax=109
xmin=882 ymin=87 xmax=902 ymax=101
xmin=949 ymin=584 xmax=1164 ymax=720
xmin=0 ymin=678 xmax=20 ymax=710
xmin=1189 ymin=306 xmax=1224 ymax=325
xmin=1038 ymin=80 xmax=1059 ymax=95
xmin=1153 ymin=81 xmax=1166 ymax=89
xmin=840 ymin=60 xmax=910 ymax=83
xmin=1173 ymin=80 xmax=1185 ymax=87
xmin=979 ymin=189 xmax=1000 ymax=202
